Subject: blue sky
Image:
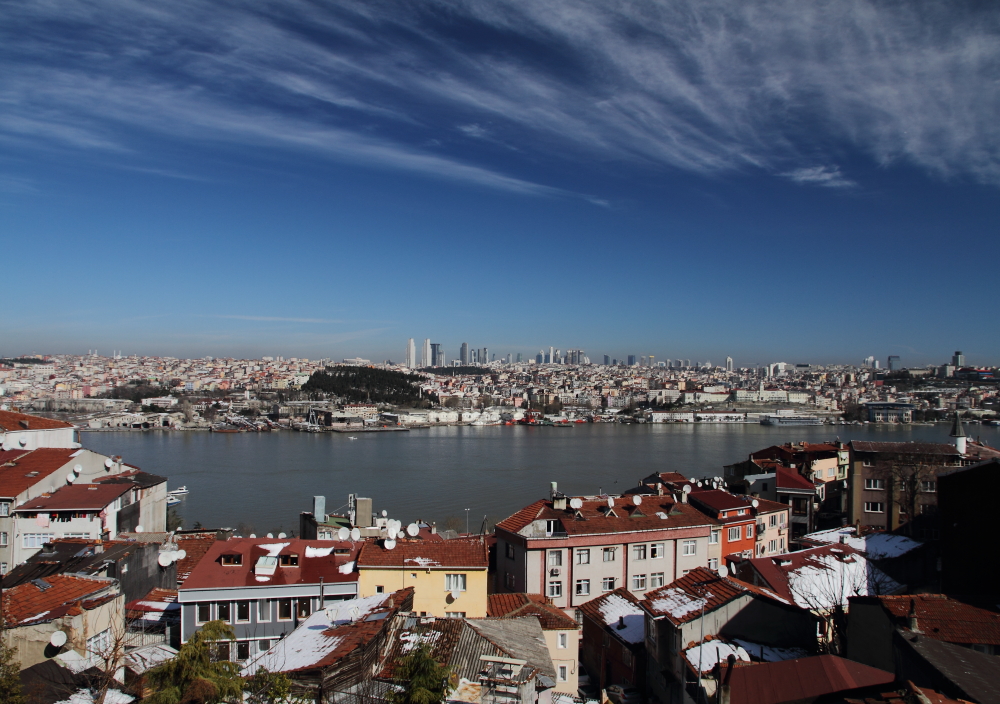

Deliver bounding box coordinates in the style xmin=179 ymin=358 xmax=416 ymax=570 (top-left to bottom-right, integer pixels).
xmin=3 ymin=0 xmax=999 ymax=367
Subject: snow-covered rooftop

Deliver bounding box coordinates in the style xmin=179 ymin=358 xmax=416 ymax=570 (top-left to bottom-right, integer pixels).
xmin=649 ymin=588 xmax=709 ymax=620
xmin=596 ymin=592 xmax=645 ymax=644
xmin=803 ymin=527 xmax=921 ymax=560
xmin=730 ymin=638 xmax=808 ymax=663
xmin=684 ymin=641 xmax=750 ymax=673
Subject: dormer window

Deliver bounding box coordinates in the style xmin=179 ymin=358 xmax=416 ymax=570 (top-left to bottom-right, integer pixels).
xmin=545 ymin=520 xmax=560 ymax=536
xmin=737 ymin=509 xmax=746 ymax=515
xmin=221 ymin=554 xmax=242 ymax=566
xmin=279 ymin=554 xmax=299 ymax=566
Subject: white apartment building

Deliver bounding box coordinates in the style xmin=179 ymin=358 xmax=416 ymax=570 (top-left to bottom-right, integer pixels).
xmin=0 ymin=410 xmax=79 ymax=450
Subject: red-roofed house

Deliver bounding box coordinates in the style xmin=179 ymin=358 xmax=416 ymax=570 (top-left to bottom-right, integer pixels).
xmin=178 ymin=537 xmax=362 ymax=662
xmin=2 ymin=573 xmax=123 ymax=670
xmin=0 ymin=410 xmax=79 ymax=450
xmin=357 ymin=537 xmax=489 ymax=618
xmin=688 ymin=490 xmax=758 ymax=561
xmin=723 ymin=654 xmax=894 ymax=704
xmin=741 ymin=466 xmax=817 ymax=540
xmin=639 ymin=567 xmax=817 ymax=704
xmin=494 ymin=484 xmax=718 ymax=614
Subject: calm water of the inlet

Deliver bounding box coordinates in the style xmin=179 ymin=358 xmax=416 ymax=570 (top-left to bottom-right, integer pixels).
xmin=82 ymin=423 xmax=999 ymax=535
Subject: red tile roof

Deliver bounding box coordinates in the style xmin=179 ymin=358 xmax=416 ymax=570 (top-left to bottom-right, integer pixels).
xmin=487 ymin=593 xmax=579 ymax=630
xmin=2 ymin=574 xmax=118 ymax=627
xmin=175 ymin=532 xmax=219 ymax=585
xmin=496 ymin=497 xmax=717 ymax=537
xmin=357 ymin=537 xmax=488 ymax=569
xmin=641 ymin=567 xmax=748 ymax=624
xmin=0 ymin=410 xmax=74 ymax=431
xmin=689 ymin=489 xmax=756 ymax=513
xmin=0 ymin=448 xmax=78 ymax=498
xmin=875 ymin=594 xmax=1000 ymax=645
xmin=775 ymin=467 xmax=816 ymax=492
xmin=727 ymin=655 xmax=894 ymax=704
xmin=16 ymin=482 xmax=132 ymax=511
xmin=181 ymin=538 xmax=362 ymax=590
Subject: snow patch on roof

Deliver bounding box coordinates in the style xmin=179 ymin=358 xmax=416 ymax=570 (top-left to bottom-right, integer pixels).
xmin=305 ymin=546 xmax=334 ymax=558
xmin=786 ymin=550 xmax=900 ymax=611
xmin=730 ymin=638 xmax=808 ymax=662
xmin=338 ymin=560 xmax=355 ymax=574
xmin=257 ymin=542 xmax=290 ymax=557
xmin=400 ymin=630 xmax=441 ymax=652
xmin=684 ymin=641 xmax=750 ymax=672
xmin=325 ymin=594 xmax=389 ymax=625
xmin=650 ymin=589 xmax=709 ymax=620
xmin=804 ymin=527 xmax=922 ymax=559
xmin=596 ymin=593 xmax=645 ymax=644
xmin=55 ymin=689 xmax=134 ymax=704
xmin=404 ymin=557 xmax=440 ymax=566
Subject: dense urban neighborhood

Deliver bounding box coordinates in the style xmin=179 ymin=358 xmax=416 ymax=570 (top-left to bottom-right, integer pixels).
xmin=1 ymin=397 xmax=997 ymax=704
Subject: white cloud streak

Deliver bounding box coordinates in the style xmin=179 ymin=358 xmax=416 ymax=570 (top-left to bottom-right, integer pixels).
xmin=2 ymin=0 xmax=998 ymax=191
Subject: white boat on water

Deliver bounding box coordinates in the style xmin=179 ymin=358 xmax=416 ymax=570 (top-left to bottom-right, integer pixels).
xmin=167 ymin=495 xmax=182 ymax=506
xmin=168 ymin=486 xmax=189 ymax=495
xmin=348 ymin=436 xmax=358 ymax=440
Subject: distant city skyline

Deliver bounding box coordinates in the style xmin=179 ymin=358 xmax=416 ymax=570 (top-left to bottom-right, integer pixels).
xmin=4 ymin=1 xmax=998 ymax=366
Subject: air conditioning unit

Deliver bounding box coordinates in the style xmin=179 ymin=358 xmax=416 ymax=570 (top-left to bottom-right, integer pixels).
xmin=549 ymin=567 xmax=561 ymax=576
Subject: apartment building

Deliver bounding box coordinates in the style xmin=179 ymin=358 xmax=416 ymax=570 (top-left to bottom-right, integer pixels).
xmin=0 ymin=409 xmax=79 ymax=450
xmin=494 ymin=485 xmax=717 ymax=613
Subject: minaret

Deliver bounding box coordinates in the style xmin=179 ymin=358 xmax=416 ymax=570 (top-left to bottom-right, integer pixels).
xmin=950 ymin=411 xmax=967 ymax=455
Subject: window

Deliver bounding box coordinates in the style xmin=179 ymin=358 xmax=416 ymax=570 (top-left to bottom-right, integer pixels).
xmin=575 ymin=579 xmax=590 ymax=596
xmin=623 ymin=649 xmax=633 ymax=667
xmin=792 ymin=498 xmax=809 ymax=516
xmin=709 ymin=530 xmax=720 ymax=545
xmin=0 ymin=502 xmax=9 ymax=517
xmin=736 ymin=509 xmax=746 ymax=515
xmin=780 ymin=537 xmax=785 ymax=551
xmin=727 ymin=527 xmax=741 ymax=542
xmin=279 ymin=554 xmax=299 ymax=566
xmin=558 ymin=665 xmax=568 ymax=682
xmin=632 ymin=574 xmax=646 ymax=590
xmin=236 ymin=601 xmax=250 ymax=622
xmin=921 ymin=481 xmax=937 ymax=493
xmin=682 ymin=540 xmax=697 ymax=556
xmin=506 ymin=543 xmax=515 ymax=559
xmin=576 ymin=548 xmax=590 ymax=564
xmin=221 ymin=554 xmax=242 ymax=566
xmin=505 ymin=572 xmax=516 ymax=590
xmin=0 ymin=563 xmax=6 ymax=575
xmin=297 ymin=599 xmax=312 ymax=618
xmin=745 ymin=524 xmax=753 ymax=539
xmin=375 ymin=585 xmax=385 ymax=594
xmin=215 ymin=641 xmax=231 ymax=662
xmin=0 ymin=532 xmax=7 ymax=547
xmin=650 ymin=543 xmax=664 ymax=559
xmin=548 ymin=581 xmax=563 ymax=598
xmin=632 ymin=544 xmax=647 ymax=560
xmin=445 ymin=612 xmax=467 ymax=618
xmin=217 ymin=602 xmax=231 ymax=622
xmin=87 ymin=628 xmax=111 ymax=660
xmin=258 ymin=600 xmax=270 ymax=622
xmin=769 ymin=514 xmax=777 ymax=527
xmin=602 ymin=577 xmax=616 ymax=592
xmin=257 ymin=639 xmax=271 ymax=653
xmin=558 ymin=633 xmax=568 ymax=649
xmin=863 ymin=459 xmax=873 ymax=467
xmin=602 ymin=547 xmax=616 ymax=562
xmin=768 ymin=540 xmax=778 ymax=553
xmin=445 ymin=574 xmax=467 ymax=592
xmin=197 ymin=603 xmax=212 ymax=624
xmin=548 ymin=550 xmax=563 ymax=566
xmin=545 ymin=519 xmax=560 ymax=536
xmin=865 ymin=479 xmax=885 ymax=490
xmin=236 ymin=641 xmax=250 ymax=661
xmin=278 ymin=599 xmax=293 ymax=621
xmin=707 ymin=558 xmax=719 ymax=570
xmin=865 ymin=502 xmax=885 ymax=513
xmin=22 ymin=533 xmax=53 ymax=549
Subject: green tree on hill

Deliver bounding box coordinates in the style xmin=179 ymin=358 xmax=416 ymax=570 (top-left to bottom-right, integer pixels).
xmin=390 ymin=644 xmax=451 ymax=704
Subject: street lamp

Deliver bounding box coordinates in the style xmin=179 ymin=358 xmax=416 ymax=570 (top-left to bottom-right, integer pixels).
xmin=465 ymin=508 xmax=470 ymax=535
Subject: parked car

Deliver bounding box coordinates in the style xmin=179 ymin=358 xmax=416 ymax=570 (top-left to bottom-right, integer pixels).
xmin=578 ymin=683 xmax=600 ymax=702
xmin=606 ymin=685 xmax=642 ymax=704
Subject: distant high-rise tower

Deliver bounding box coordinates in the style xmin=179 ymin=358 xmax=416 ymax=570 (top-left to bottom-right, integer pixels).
xmin=431 ymin=343 xmax=443 ymax=366
xmin=516 ymin=353 xmax=522 ymax=363
xmin=460 ymin=342 xmax=469 ymax=365
xmin=421 ymin=339 xmax=431 ymax=368
xmin=405 ymin=339 xmax=415 ymax=368
xmin=536 ymin=350 xmax=544 ymax=364
xmin=888 ymin=355 xmax=901 ymax=371
xmin=483 ymin=347 xmax=489 ymax=364
xmin=649 ymin=356 xmax=655 ymax=367
xmin=603 ymin=355 xmax=610 ymax=365
xmin=549 ymin=347 xmax=554 ymax=365
xmin=628 ymin=355 xmax=637 ymax=366
xmin=952 ymin=351 xmax=965 ymax=367
xmin=726 ymin=356 xmax=733 ymax=372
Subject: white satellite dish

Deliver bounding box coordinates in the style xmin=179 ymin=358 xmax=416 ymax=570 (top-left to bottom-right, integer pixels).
xmin=104 ymin=458 xmax=114 ymax=468
xmin=135 ymin=525 xmax=143 ymax=533
xmin=689 ymin=477 xmax=696 ymax=482
xmin=718 ymin=564 xmax=729 ymax=578
xmin=388 ymin=527 xmax=398 ymax=540
xmin=406 ymin=523 xmax=419 ymax=537
xmin=384 ymin=539 xmax=396 ymax=550
xmin=450 ymin=590 xmax=460 ymax=601
xmin=751 ymin=499 xmax=759 ymax=508
xmin=176 ymin=549 xmax=186 ymax=560
xmin=158 ymin=553 xmax=173 ymax=567
xmin=682 ymin=484 xmax=693 ymax=494
xmin=50 ymin=631 xmax=67 ymax=648
xmin=73 ymin=464 xmax=82 ymax=474
xmin=392 ymin=519 xmax=402 ymax=532
xmin=607 ymin=497 xmax=615 ymax=508
xmin=19 ymin=438 xmax=26 ymax=447
xmin=66 ymin=473 xmax=75 ymax=484
xmin=277 ymin=532 xmax=286 ymax=539
xmin=338 ymin=527 xmax=350 ymax=540
xmin=697 ymin=481 xmax=703 ymax=487
xmin=350 ymin=527 xmax=361 ymax=541
xmin=570 ymin=498 xmax=583 ymax=509
xmin=382 ymin=509 xmax=388 ymax=517
xmin=249 ymin=533 xmax=256 ymax=538
xmin=266 ymin=533 xmax=274 ymax=538
xmin=632 ymin=495 xmax=642 ymax=506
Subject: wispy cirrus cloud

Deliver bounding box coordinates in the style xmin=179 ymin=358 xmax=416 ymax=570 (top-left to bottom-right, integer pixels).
xmin=2 ymin=0 xmax=998 ymax=194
